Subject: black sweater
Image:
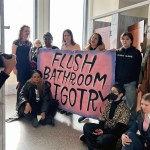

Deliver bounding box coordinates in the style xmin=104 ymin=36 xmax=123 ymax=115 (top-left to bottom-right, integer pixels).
xmin=115 ymin=46 xmax=142 ymax=84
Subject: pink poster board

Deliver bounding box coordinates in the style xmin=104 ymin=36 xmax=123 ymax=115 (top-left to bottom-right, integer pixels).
xmin=38 ymin=49 xmax=116 ymax=119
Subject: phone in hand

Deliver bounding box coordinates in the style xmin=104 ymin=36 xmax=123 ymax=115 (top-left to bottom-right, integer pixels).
xmin=0 ymin=53 xmax=13 ymax=67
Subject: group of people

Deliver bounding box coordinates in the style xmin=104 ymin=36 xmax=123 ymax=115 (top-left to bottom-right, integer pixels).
xmin=80 ymin=86 xmax=150 ymax=150
xmin=0 ymin=24 xmax=150 ymax=149
xmin=78 ymin=32 xmax=150 ymax=150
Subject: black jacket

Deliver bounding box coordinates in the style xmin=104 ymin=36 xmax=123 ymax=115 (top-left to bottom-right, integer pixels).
xmin=0 ymin=71 xmax=9 ymax=88
xmin=17 ymin=81 xmax=51 ymax=114
xmin=126 ymin=111 xmax=150 ymax=148
xmin=115 ymin=46 xmax=142 ymax=84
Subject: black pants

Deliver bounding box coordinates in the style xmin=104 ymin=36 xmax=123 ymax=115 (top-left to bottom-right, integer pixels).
xmin=16 ymin=82 xmax=24 ymax=109
xmin=19 ymin=99 xmax=59 ymax=120
xmin=47 ymin=99 xmax=59 ymax=117
xmin=83 ymin=123 xmax=118 ymax=150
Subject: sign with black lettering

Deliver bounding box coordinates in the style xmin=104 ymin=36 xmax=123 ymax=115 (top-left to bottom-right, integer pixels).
xmin=38 ymin=49 xmax=116 ymax=119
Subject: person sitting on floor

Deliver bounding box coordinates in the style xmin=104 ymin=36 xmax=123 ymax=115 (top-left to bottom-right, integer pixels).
xmin=17 ymin=70 xmax=59 ymax=128
xmin=121 ymin=93 xmax=150 ymax=150
xmin=79 ymin=84 xmax=130 ymax=150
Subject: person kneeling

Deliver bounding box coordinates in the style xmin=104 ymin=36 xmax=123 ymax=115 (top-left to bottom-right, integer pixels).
xmin=80 ymin=84 xmax=130 ymax=150
xmin=17 ymin=70 xmax=59 ymax=128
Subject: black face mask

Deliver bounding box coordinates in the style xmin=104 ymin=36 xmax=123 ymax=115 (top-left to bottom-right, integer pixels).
xmin=108 ymin=93 xmax=118 ymax=101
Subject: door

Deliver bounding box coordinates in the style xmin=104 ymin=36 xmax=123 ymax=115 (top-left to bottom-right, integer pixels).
xmin=0 ymin=0 xmax=5 ymax=149
xmin=94 ymin=26 xmax=111 ymax=50
xmin=129 ymin=20 xmax=145 ymax=111
xmin=128 ymin=20 xmax=145 ymax=51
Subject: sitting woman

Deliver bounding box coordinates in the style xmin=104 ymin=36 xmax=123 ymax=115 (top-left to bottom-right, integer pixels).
xmin=121 ymin=93 xmax=150 ymax=150
xmin=17 ymin=70 xmax=59 ymax=128
xmin=80 ymin=84 xmax=130 ymax=150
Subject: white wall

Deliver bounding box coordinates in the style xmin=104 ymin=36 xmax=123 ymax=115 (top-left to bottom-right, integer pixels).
xmin=120 ymin=1 xmax=148 ymax=18
xmin=92 ymin=0 xmax=119 ymax=17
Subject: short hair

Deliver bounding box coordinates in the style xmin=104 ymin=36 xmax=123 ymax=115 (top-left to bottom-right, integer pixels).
xmin=141 ymin=93 xmax=150 ymax=102
xmin=120 ymin=32 xmax=134 ymax=45
xmin=43 ymin=32 xmax=53 ymax=40
xmin=113 ymin=83 xmax=125 ymax=97
xmin=31 ymin=70 xmax=42 ymax=78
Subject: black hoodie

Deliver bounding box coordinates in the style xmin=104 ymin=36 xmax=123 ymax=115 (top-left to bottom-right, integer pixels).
xmin=115 ymin=46 xmax=142 ymax=84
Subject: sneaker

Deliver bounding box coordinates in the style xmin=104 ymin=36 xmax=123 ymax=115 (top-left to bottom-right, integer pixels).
xmin=32 ymin=118 xmax=39 ymax=128
xmin=79 ymin=134 xmax=86 ymax=143
xmin=78 ymin=116 xmax=88 ymax=123
xmin=46 ymin=116 xmax=55 ymax=126
xmin=65 ymin=112 xmax=72 ymax=116
xmin=60 ymin=110 xmax=66 ymax=114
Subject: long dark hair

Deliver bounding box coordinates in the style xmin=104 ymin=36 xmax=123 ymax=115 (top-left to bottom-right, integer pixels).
xmin=88 ymin=33 xmax=103 ymax=47
xmin=62 ymin=29 xmax=76 ymax=45
xmin=28 ymin=70 xmax=44 ymax=95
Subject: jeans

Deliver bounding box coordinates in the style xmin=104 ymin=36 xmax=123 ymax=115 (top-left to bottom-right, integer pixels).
xmin=123 ymin=81 xmax=137 ymax=122
xmin=121 ymin=132 xmax=144 ymax=150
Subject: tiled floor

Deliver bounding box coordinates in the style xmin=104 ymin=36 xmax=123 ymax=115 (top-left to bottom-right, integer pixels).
xmin=5 ymin=95 xmax=90 ymax=150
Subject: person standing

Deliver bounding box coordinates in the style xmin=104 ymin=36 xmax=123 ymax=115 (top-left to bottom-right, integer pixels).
xmin=61 ymin=29 xmax=81 ymax=50
xmin=43 ymin=32 xmax=59 ymax=50
xmin=115 ymin=32 xmax=142 ymax=122
xmin=84 ymin=33 xmax=105 ymax=51
xmin=12 ymin=25 xmax=32 ymax=107
xmin=30 ymin=39 xmax=42 ymax=70
xmin=78 ymin=33 xmax=106 ymax=122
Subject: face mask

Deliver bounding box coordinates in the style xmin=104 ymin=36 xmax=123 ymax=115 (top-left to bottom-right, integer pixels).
xmin=108 ymin=93 xmax=118 ymax=101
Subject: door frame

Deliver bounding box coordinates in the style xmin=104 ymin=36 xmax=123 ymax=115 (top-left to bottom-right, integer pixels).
xmin=0 ymin=0 xmax=5 ymax=149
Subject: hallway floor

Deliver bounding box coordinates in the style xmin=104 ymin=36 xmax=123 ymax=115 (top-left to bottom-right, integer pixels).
xmin=5 ymin=95 xmax=90 ymax=150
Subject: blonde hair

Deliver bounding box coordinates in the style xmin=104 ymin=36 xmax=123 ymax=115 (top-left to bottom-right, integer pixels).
xmin=34 ymin=39 xmax=42 ymax=47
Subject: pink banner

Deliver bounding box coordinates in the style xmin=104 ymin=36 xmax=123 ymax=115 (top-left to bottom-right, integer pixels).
xmin=38 ymin=49 xmax=116 ymax=119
